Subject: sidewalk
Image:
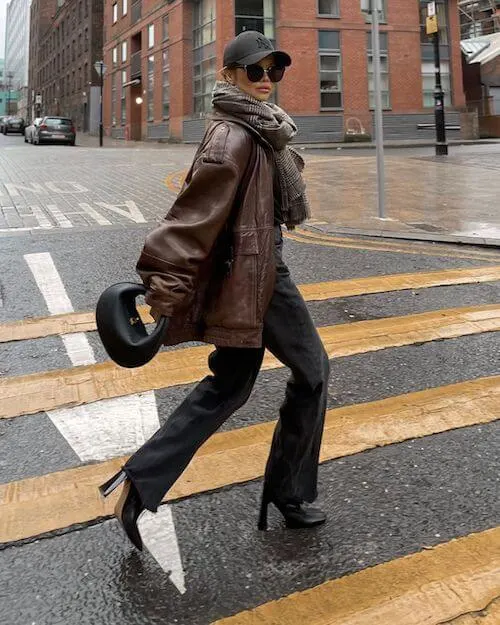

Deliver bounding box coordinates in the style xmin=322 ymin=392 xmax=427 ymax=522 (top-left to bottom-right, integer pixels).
xmin=76 ymin=132 xmax=500 ymax=247
xmin=296 ymin=138 xmax=500 ymax=150
xmin=303 ymin=150 xmax=500 ymax=247
xmin=78 ymin=132 xmax=500 ymax=150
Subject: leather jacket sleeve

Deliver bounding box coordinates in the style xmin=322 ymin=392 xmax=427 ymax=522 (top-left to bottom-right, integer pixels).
xmin=136 ymin=124 xmax=251 ymax=317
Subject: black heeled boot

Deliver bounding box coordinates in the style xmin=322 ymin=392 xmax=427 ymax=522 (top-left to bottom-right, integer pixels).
xmin=258 ymin=487 xmax=326 ymax=531
xmin=99 ymin=470 xmax=145 ymax=551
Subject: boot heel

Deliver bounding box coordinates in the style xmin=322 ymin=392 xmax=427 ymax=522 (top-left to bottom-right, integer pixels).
xmin=99 ymin=470 xmax=126 ymax=498
xmin=258 ymin=489 xmax=270 ymax=531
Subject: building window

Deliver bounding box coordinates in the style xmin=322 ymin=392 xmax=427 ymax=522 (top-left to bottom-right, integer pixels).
xmin=113 ymin=47 xmax=118 ymax=65
xmin=235 ymin=0 xmax=275 ymax=39
xmin=122 ymin=41 xmax=127 ymax=62
xmin=193 ymin=0 xmax=216 ymax=114
xmin=121 ymin=70 xmax=127 ymax=124
xmin=318 ymin=30 xmax=342 ymax=109
xmin=113 ymin=3 xmax=118 ymax=23
xmin=111 ymin=73 xmax=117 ymax=126
xmin=148 ymin=24 xmax=155 ymax=48
xmin=162 ymin=50 xmax=170 ymax=117
xmin=163 ymin=14 xmax=169 ymax=41
xmin=422 ymin=61 xmax=451 ymax=108
xmin=364 ymin=0 xmax=387 ymax=24
xmin=318 ymin=0 xmax=339 ymax=17
xmin=367 ymin=31 xmax=390 ymax=109
xmin=123 ymin=0 xmax=128 ymax=16
xmin=147 ymin=55 xmax=154 ymax=121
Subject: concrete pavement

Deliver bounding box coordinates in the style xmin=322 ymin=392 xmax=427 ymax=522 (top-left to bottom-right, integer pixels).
xmin=301 ymin=146 xmax=500 ymax=246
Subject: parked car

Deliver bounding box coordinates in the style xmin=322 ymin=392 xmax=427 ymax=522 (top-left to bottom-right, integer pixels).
xmin=24 ymin=118 xmax=43 ymax=143
xmin=0 ymin=116 xmax=10 ymax=133
xmin=3 ymin=116 xmax=25 ymax=134
xmin=32 ymin=116 xmax=76 ymax=146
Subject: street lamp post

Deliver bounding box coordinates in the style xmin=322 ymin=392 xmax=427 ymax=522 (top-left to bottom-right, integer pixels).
xmin=94 ymin=61 xmax=107 ymax=147
xmin=361 ymin=0 xmax=385 ymax=219
xmin=426 ymin=2 xmax=448 ymax=156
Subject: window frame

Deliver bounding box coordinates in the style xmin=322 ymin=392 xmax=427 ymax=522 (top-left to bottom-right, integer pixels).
xmin=121 ymin=40 xmax=127 ymax=63
xmin=366 ymin=31 xmax=391 ymax=110
xmin=112 ymin=3 xmax=118 ymax=24
xmin=162 ymin=14 xmax=169 ymax=41
xmin=111 ymin=72 xmax=117 ymax=126
xmin=120 ymin=69 xmax=127 ymax=125
xmin=162 ymin=49 xmax=170 ymax=118
xmin=123 ymin=0 xmax=127 ymax=16
xmin=147 ymin=55 xmax=155 ymax=121
xmin=148 ymin=24 xmax=155 ymax=49
xmin=364 ymin=0 xmax=387 ymax=24
xmin=235 ymin=0 xmax=275 ymax=39
xmin=318 ymin=30 xmax=343 ymax=111
xmin=421 ymin=60 xmax=452 ymax=108
xmin=193 ymin=0 xmax=217 ymax=114
xmin=317 ymin=0 xmax=339 ymax=18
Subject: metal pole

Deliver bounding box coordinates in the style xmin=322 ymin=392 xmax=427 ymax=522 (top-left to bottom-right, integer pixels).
xmin=99 ymin=62 xmax=104 ymax=147
xmin=371 ymin=0 xmax=385 ymax=218
xmin=433 ymin=30 xmax=448 ymax=156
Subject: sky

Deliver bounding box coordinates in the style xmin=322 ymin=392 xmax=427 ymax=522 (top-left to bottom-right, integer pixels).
xmin=0 ymin=0 xmax=7 ymax=60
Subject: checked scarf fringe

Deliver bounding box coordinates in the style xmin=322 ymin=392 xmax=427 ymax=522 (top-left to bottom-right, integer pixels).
xmin=212 ymin=81 xmax=310 ymax=230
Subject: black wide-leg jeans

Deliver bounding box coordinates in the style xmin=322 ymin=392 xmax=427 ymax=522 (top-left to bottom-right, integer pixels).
xmin=124 ymin=226 xmax=330 ymax=512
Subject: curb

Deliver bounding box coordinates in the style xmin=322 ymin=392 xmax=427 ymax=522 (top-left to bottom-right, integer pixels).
xmin=302 ymin=224 xmax=500 ymax=249
xmin=295 ymin=139 xmax=500 ymax=150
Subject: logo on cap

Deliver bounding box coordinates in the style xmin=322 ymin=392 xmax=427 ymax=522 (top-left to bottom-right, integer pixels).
xmin=256 ymin=36 xmax=273 ymax=50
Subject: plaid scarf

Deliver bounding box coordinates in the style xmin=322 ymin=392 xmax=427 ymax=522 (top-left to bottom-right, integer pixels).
xmin=212 ymin=81 xmax=310 ymax=230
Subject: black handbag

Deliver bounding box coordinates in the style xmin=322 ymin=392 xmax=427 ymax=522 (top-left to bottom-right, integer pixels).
xmin=95 ymin=282 xmax=169 ymax=368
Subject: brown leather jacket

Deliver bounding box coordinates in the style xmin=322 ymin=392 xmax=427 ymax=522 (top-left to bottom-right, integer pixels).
xmin=136 ymin=114 xmax=276 ymax=348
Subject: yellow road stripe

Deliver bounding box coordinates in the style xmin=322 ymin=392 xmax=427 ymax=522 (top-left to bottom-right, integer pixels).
xmin=210 ymin=527 xmax=500 ymax=625
xmin=1 ymin=266 xmax=499 ymax=344
xmin=1 ymin=376 xmax=498 ymax=544
xmin=288 ymin=229 xmax=500 ymax=261
xmin=1 ymin=304 xmax=499 ymax=420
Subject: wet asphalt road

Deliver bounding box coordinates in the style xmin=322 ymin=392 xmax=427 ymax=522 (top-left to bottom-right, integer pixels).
xmin=0 ymin=135 xmax=499 ymax=625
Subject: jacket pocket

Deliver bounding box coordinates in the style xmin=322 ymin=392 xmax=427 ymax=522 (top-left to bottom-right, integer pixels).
xmin=204 ymin=230 xmax=259 ymax=329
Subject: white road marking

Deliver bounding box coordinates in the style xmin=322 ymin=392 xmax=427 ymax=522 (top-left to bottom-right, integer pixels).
xmin=77 ymin=203 xmax=112 ymax=226
xmin=30 ymin=205 xmax=53 ymax=229
xmin=139 ymin=507 xmax=186 ymax=594
xmin=4 ymin=182 xmax=46 ymax=197
xmin=46 ymin=204 xmax=74 ymax=228
xmin=45 ymin=182 xmax=89 ymax=193
xmin=95 ymin=200 xmax=146 ymax=223
xmin=24 ymin=252 xmax=186 ymax=593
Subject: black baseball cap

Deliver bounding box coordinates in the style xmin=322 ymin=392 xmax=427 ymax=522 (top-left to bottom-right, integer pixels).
xmin=223 ymin=31 xmax=292 ymax=68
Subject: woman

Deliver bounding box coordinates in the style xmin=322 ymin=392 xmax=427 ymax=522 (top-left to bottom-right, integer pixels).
xmin=100 ymin=30 xmax=330 ymax=551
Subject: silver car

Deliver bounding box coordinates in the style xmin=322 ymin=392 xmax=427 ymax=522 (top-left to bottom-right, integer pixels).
xmin=24 ymin=118 xmax=43 ymax=143
xmin=32 ymin=116 xmax=76 ymax=146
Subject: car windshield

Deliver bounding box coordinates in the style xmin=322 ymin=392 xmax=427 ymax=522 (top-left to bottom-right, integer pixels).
xmin=45 ymin=118 xmax=72 ymax=126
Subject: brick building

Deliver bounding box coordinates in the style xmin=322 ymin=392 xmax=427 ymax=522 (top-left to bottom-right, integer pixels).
xmin=103 ymin=0 xmax=466 ymax=143
xmin=28 ymin=0 xmax=104 ymax=131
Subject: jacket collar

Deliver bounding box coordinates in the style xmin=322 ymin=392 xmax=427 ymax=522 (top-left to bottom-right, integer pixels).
xmin=207 ymin=109 xmax=273 ymax=153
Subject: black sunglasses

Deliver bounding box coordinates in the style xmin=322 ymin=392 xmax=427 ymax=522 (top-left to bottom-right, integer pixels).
xmin=236 ymin=64 xmax=286 ymax=83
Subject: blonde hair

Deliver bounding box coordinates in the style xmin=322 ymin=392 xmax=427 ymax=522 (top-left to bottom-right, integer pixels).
xmin=219 ymin=66 xmax=237 ymax=85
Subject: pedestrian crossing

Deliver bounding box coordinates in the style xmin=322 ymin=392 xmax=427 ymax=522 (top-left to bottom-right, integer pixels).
xmin=0 ymin=259 xmax=499 ymax=623
xmin=1 ymin=376 xmax=498 ymax=544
